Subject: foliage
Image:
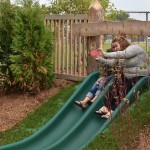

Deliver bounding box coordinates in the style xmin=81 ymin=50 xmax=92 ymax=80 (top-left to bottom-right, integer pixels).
xmin=0 ymin=0 xmax=54 ymax=92
xmin=9 ymin=0 xmax=54 ymax=92
xmin=47 ymin=0 xmax=129 ymax=21
xmin=0 ymin=0 xmax=17 ymax=88
xmin=48 ymin=0 xmax=109 ymax=14
xmin=106 ymin=10 xmax=130 ymax=21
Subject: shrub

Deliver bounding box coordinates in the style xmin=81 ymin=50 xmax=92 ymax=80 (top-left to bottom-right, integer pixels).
xmin=0 ymin=0 xmax=17 ymax=90
xmin=9 ymin=0 xmax=54 ymax=92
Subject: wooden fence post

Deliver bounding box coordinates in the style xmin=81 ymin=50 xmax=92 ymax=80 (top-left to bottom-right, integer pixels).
xmin=87 ymin=0 xmax=104 ymax=74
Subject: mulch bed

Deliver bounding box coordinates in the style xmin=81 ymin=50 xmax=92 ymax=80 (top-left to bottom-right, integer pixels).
xmin=0 ymin=79 xmax=74 ymax=132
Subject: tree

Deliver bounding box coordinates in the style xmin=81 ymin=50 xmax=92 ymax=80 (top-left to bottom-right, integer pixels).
xmin=48 ymin=0 xmax=109 ymax=14
xmin=106 ymin=10 xmax=129 ymax=21
xmin=47 ymin=0 xmax=129 ymax=21
xmin=9 ymin=0 xmax=54 ymax=92
xmin=0 ymin=0 xmax=17 ymax=89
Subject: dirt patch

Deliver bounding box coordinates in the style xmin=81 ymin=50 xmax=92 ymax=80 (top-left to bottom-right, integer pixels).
xmin=0 ymin=79 xmax=74 ymax=132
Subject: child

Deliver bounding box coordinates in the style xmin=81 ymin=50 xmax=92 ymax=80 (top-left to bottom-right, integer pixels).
xmin=74 ymin=43 xmax=116 ymax=110
xmin=74 ymin=76 xmax=111 ymax=109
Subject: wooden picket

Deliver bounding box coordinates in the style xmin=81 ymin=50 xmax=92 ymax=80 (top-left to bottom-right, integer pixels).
xmin=45 ymin=14 xmax=89 ymax=81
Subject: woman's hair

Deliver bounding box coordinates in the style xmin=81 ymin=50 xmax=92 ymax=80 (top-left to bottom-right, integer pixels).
xmin=112 ymin=36 xmax=130 ymax=50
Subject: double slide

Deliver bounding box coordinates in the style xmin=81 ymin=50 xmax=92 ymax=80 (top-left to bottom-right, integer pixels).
xmin=0 ymin=72 xmax=149 ymax=150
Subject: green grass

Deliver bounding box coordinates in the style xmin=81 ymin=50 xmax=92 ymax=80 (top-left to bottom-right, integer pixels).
xmin=83 ymin=91 xmax=150 ymax=150
xmin=104 ymin=43 xmax=111 ymax=50
xmin=0 ymin=83 xmax=78 ymax=146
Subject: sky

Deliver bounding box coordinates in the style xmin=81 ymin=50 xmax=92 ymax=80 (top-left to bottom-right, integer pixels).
xmin=39 ymin=0 xmax=150 ymax=11
xmin=39 ymin=0 xmax=50 ymax=6
xmin=110 ymin=0 xmax=150 ymax=11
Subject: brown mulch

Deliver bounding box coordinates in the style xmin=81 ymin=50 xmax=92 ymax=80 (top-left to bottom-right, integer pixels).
xmin=0 ymin=79 xmax=74 ymax=132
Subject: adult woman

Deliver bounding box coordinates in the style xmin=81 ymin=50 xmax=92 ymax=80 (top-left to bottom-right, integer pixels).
xmin=96 ymin=36 xmax=149 ymax=118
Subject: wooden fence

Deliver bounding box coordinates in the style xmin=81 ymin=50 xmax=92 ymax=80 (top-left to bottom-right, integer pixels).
xmin=45 ymin=0 xmax=105 ymax=81
xmin=45 ymin=0 xmax=150 ymax=81
xmin=45 ymin=14 xmax=89 ymax=81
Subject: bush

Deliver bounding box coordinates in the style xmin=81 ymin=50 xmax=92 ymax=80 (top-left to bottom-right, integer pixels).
xmin=9 ymin=0 xmax=54 ymax=92
xmin=0 ymin=0 xmax=17 ymax=90
xmin=0 ymin=0 xmax=54 ymax=93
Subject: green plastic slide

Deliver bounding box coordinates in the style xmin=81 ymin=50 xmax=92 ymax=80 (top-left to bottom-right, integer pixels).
xmin=0 ymin=72 xmax=149 ymax=150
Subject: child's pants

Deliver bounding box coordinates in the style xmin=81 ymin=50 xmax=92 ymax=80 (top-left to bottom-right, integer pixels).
xmin=86 ymin=76 xmax=112 ymax=100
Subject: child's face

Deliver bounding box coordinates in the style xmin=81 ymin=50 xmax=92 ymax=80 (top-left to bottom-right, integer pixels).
xmin=112 ymin=42 xmax=121 ymax=51
xmin=111 ymin=43 xmax=116 ymax=52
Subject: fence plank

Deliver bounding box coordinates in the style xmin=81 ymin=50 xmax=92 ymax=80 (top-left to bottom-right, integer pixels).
xmin=83 ymin=36 xmax=87 ymax=76
xmin=74 ymin=20 xmax=78 ymax=75
xmin=70 ymin=20 xmax=73 ymax=74
xmin=66 ymin=20 xmax=69 ymax=74
xmin=83 ymin=19 xmax=88 ymax=76
xmin=61 ymin=20 xmax=65 ymax=73
xmin=45 ymin=14 xmax=87 ymax=20
xmin=54 ymin=21 xmax=57 ymax=73
xmin=77 ymin=20 xmax=82 ymax=76
xmin=57 ymin=20 xmax=61 ymax=73
xmin=72 ymin=20 xmax=150 ymax=36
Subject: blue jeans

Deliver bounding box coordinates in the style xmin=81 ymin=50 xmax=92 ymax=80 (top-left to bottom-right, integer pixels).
xmin=86 ymin=76 xmax=112 ymax=100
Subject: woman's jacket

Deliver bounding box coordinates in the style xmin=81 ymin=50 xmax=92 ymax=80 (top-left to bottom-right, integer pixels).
xmin=97 ymin=44 xmax=150 ymax=78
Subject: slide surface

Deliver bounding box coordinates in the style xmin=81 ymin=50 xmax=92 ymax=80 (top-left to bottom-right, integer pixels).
xmin=0 ymin=72 xmax=149 ymax=150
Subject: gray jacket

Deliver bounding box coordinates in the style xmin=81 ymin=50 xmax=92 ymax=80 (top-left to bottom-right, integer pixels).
xmin=98 ymin=44 xmax=149 ymax=78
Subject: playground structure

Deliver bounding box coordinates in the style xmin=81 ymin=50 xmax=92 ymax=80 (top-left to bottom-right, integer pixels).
xmin=0 ymin=0 xmax=150 ymax=149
